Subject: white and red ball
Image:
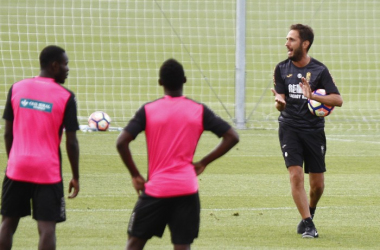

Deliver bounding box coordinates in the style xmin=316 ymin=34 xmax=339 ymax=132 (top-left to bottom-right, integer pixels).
xmin=307 ymin=89 xmax=334 ymax=117
xmin=88 ymin=111 xmax=111 ymax=131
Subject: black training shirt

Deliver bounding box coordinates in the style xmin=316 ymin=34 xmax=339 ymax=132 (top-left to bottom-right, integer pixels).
xmin=273 ymin=58 xmax=340 ymax=131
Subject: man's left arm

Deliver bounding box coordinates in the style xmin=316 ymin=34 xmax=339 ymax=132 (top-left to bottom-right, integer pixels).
xmin=66 ymin=130 xmax=80 ymax=198
xmin=300 ymin=74 xmax=343 ymax=107
xmin=64 ymin=93 xmax=80 ymax=198
xmin=3 ymin=87 xmax=14 ymax=157
xmin=4 ymin=120 xmax=13 ymax=157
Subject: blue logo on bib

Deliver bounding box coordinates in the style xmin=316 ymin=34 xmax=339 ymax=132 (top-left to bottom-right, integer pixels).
xmin=20 ymin=98 xmax=53 ymax=113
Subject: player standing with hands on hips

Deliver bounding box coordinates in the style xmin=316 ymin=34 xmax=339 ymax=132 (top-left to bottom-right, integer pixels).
xmin=0 ymin=45 xmax=80 ymax=249
xmin=116 ymin=58 xmax=239 ymax=250
xmin=271 ymin=24 xmax=343 ymax=238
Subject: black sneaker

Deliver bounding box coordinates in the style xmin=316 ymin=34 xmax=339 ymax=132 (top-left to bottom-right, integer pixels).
xmin=297 ymin=219 xmax=305 ymax=234
xmin=297 ymin=212 xmax=315 ymax=234
xmin=302 ymin=225 xmax=319 ymax=238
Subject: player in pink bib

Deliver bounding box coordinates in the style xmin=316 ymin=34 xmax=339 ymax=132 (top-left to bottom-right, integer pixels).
xmin=0 ymin=45 xmax=80 ymax=250
xmin=117 ymin=58 xmax=239 ymax=250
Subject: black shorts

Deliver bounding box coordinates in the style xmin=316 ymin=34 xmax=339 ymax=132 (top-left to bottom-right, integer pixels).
xmin=1 ymin=176 xmax=66 ymax=222
xmin=128 ymin=192 xmax=200 ymax=245
xmin=278 ymin=123 xmax=326 ymax=173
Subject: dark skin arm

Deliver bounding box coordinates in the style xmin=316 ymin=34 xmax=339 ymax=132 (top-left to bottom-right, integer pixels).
xmin=193 ymin=128 xmax=239 ymax=175
xmin=65 ymin=131 xmax=80 ymax=198
xmin=4 ymin=120 xmax=13 ymax=157
xmin=116 ymin=127 xmax=239 ymax=192
xmin=116 ymin=131 xmax=146 ymax=195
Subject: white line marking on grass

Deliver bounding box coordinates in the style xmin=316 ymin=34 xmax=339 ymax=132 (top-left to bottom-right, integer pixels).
xmin=66 ymin=207 xmax=300 ymax=213
xmin=204 ymin=207 xmax=301 ymax=211
xmin=67 ymin=206 xmax=379 ymax=213
xmin=327 ymin=137 xmax=380 ymax=144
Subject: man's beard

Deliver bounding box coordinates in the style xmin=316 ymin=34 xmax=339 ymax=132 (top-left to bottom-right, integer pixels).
xmin=288 ymin=46 xmax=303 ymax=62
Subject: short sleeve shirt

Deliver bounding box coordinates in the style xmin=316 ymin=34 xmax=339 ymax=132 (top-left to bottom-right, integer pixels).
xmin=273 ymin=58 xmax=340 ymax=130
xmin=124 ymin=95 xmax=231 ymax=198
xmin=2 ymin=77 xmax=79 ymax=184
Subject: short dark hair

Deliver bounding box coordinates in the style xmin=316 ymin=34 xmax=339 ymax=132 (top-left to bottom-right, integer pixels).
xmin=290 ymin=24 xmax=314 ymax=51
xmin=39 ymin=45 xmax=66 ymax=69
xmin=159 ymin=59 xmax=185 ymax=91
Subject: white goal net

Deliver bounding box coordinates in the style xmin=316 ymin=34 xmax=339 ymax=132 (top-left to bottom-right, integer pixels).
xmin=1 ymin=0 xmax=379 ymax=133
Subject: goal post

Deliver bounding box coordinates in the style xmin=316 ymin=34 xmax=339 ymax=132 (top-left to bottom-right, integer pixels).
xmin=234 ymin=0 xmax=247 ymax=129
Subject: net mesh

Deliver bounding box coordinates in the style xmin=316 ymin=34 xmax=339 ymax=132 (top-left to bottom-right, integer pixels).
xmin=1 ymin=0 xmax=379 ymax=133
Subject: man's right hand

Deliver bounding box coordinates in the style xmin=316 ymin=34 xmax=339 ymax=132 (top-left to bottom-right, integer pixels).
xmin=68 ymin=178 xmax=79 ymax=199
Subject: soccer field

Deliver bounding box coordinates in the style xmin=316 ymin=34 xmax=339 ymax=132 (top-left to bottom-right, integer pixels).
xmin=0 ymin=0 xmax=380 ymax=249
xmin=2 ymin=129 xmax=380 ymax=249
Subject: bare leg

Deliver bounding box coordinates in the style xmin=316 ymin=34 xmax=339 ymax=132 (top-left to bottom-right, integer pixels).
xmin=126 ymin=236 xmax=148 ymax=250
xmin=309 ymin=173 xmax=325 ymax=209
xmin=174 ymin=244 xmax=191 ymax=250
xmin=37 ymin=221 xmax=56 ymax=250
xmin=0 ymin=216 xmax=20 ymax=250
xmin=288 ymin=166 xmax=311 ymax=219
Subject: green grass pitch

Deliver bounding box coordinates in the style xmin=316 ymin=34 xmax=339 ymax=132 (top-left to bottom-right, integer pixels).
xmin=0 ymin=129 xmax=379 ymax=249
xmin=1 ymin=0 xmax=380 ymax=249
